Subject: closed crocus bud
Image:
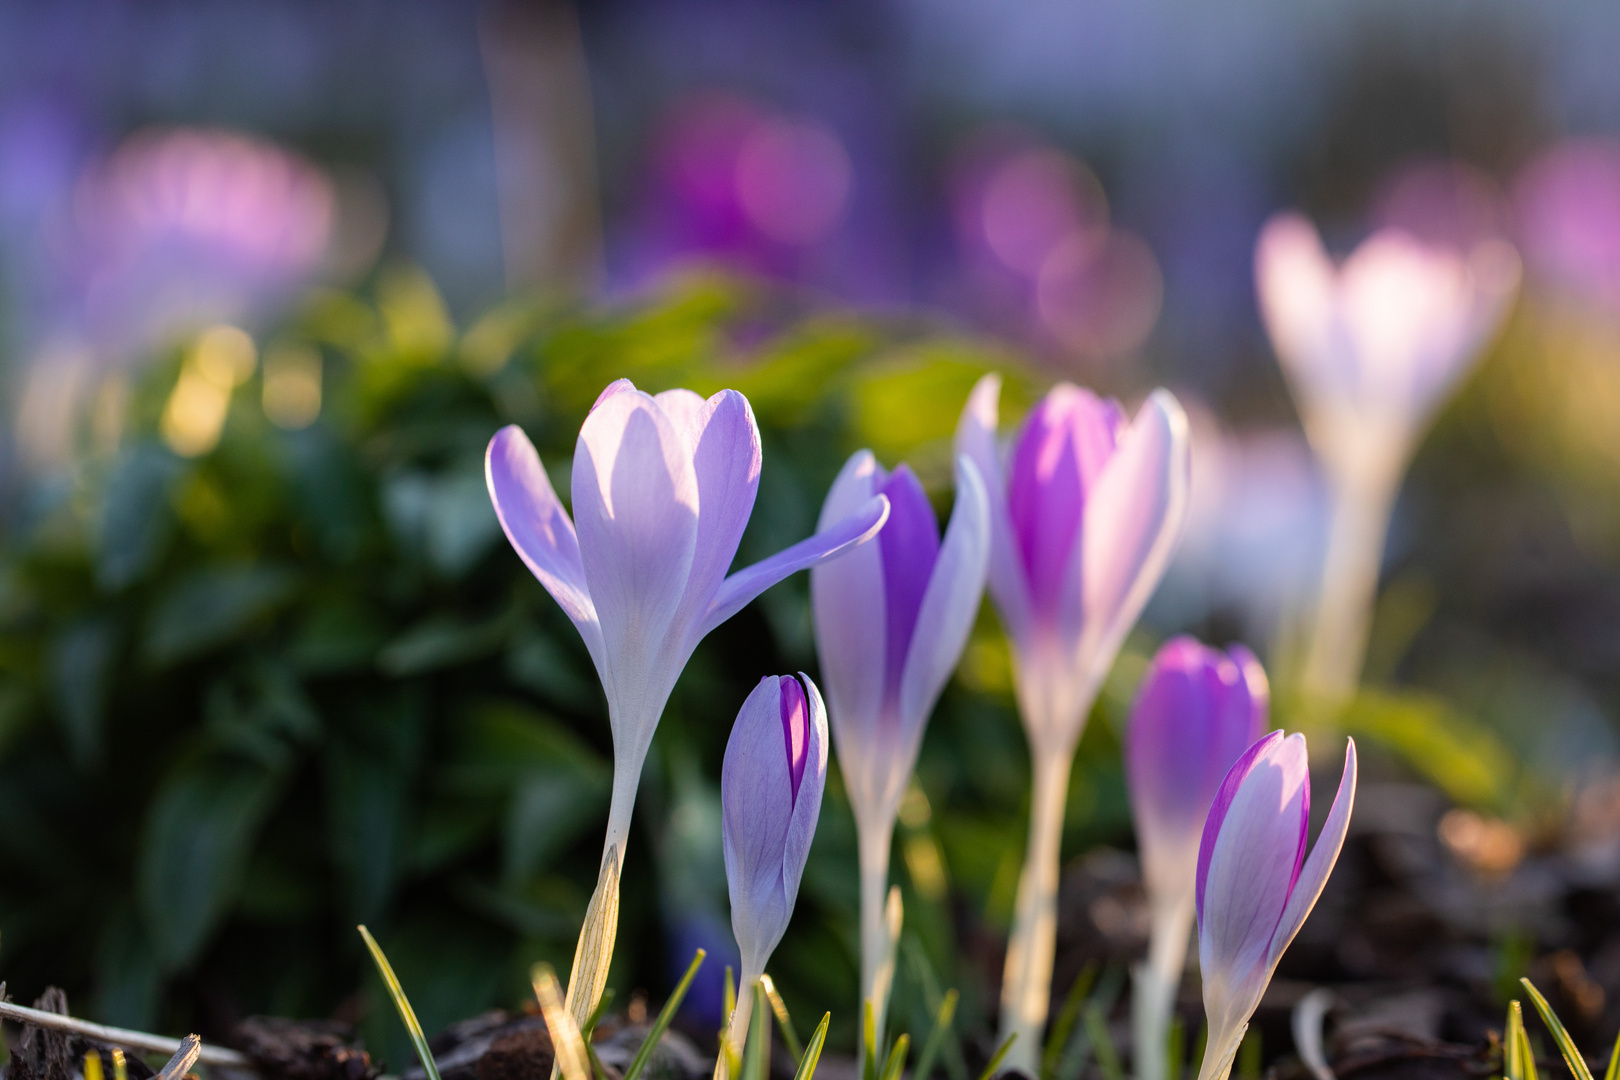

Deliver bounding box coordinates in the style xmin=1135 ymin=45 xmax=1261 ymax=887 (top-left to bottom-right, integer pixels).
xmin=956 ymin=375 xmax=1190 ymax=1070
xmin=1195 ymin=733 xmax=1357 ymax=1080
xmin=721 ymin=674 xmax=829 ymax=1059
xmin=1126 ymin=638 xmax=1267 ymax=1080
xmin=811 ymin=452 xmax=989 ymax=1051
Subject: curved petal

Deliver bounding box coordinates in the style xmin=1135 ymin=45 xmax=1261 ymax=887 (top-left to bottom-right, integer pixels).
xmin=781 ymin=673 xmax=829 ymax=902
xmin=677 ymin=389 xmax=763 ymax=614
xmin=722 ymin=677 xmax=796 ymax=956
xmin=1196 ymin=733 xmax=1309 ymax=1009
xmin=1071 ymin=389 xmax=1191 ymax=687
xmin=701 ymin=493 xmax=890 ymax=639
xmin=1265 ymin=738 xmax=1357 ymax=969
xmin=897 ymin=455 xmax=991 ymax=744
xmin=811 ymin=451 xmax=887 ymax=776
xmin=954 ymin=373 xmax=1032 ymax=642
xmin=1255 ymin=214 xmax=1344 ymax=416
xmin=485 ymin=425 xmax=605 ymax=672
xmin=572 ymin=386 xmax=700 ymax=720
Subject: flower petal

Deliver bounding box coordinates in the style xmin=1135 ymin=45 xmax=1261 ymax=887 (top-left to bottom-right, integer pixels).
xmin=878 ymin=465 xmax=942 ymax=700
xmin=1196 ymin=733 xmax=1309 ymax=1009
xmin=1071 ymin=389 xmax=1191 ymax=683
xmin=676 ymin=389 xmax=763 ymax=616
xmin=572 ymin=385 xmax=700 ymax=715
xmin=897 ymin=455 xmax=991 ymax=743
xmin=485 ymin=425 xmax=605 ymax=672
xmin=781 ymin=673 xmax=829 ymax=902
xmin=810 ymin=451 xmax=887 ymax=780
xmin=701 ymin=493 xmax=890 ymax=639
xmin=954 ymin=373 xmax=1032 ymax=643
xmin=722 ymin=676 xmax=796 ymax=967
xmin=1265 ymin=738 xmax=1358 ymax=969
xmin=1255 ymin=213 xmax=1346 ymax=416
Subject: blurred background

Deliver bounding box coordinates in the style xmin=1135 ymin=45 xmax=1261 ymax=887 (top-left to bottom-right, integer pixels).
xmin=5 ymin=0 xmax=1620 ymax=1071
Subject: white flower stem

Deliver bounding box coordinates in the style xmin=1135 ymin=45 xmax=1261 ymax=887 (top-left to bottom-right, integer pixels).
xmin=722 ymin=966 xmax=763 ymax=1067
xmin=1132 ymin=891 xmax=1195 ymax=1080
xmin=998 ymin=748 xmax=1075 ymax=1074
xmin=858 ymin=819 xmax=897 ymax=1069
xmin=1301 ymin=456 xmax=1400 ymax=703
xmin=1194 ymin=1022 xmax=1247 ymax=1080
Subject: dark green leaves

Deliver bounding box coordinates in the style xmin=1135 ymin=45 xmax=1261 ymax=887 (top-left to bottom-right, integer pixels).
xmin=143 ymin=565 xmax=299 ymax=667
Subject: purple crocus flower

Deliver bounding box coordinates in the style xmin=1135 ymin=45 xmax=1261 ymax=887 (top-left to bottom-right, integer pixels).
xmin=1125 ymin=638 xmax=1267 ymax=1080
xmin=720 ymin=673 xmax=829 ymax=1059
xmin=955 ymin=373 xmax=1190 ymax=1071
xmin=810 ymin=452 xmax=989 ymax=1048
xmin=1194 ymin=732 xmax=1357 ymax=1080
xmin=487 ymin=381 xmax=887 ymax=869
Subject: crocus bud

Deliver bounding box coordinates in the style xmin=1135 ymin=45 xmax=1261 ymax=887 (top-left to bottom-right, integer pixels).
xmin=811 ymin=452 xmax=989 ymax=1053
xmin=723 ymin=674 xmax=829 ymax=980
xmin=1194 ymin=733 xmax=1357 ymax=1080
xmin=1126 ymin=638 xmax=1267 ymax=1080
xmin=720 ymin=674 xmax=829 ymax=1060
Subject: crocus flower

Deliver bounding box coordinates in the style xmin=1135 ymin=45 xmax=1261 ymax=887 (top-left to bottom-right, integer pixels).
xmin=1125 ymin=638 xmax=1267 ymax=1080
xmin=810 ymin=452 xmax=990 ymax=1051
xmin=486 ymin=381 xmax=887 ymax=1015
xmin=1194 ymin=732 xmax=1357 ymax=1080
xmin=955 ymin=374 xmax=1190 ymax=1070
xmin=720 ymin=674 xmax=829 ymax=1061
xmin=1255 ymin=212 xmax=1519 ymax=699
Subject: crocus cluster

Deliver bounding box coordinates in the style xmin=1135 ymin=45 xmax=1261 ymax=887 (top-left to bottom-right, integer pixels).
xmin=1255 ymin=213 xmax=1519 ymax=699
xmin=956 ymin=374 xmax=1190 ymax=1071
xmin=1125 ymin=638 xmax=1267 ymax=1080
xmin=811 ymin=452 xmax=990 ymax=1051
xmin=718 ymin=674 xmax=829 ymax=1061
xmin=1194 ymin=733 xmax=1357 ymax=1080
xmin=486 ymin=380 xmax=888 ymax=1021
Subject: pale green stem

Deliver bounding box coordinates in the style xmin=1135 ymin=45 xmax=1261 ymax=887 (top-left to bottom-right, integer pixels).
xmin=1301 ymin=454 xmax=1400 ymax=703
xmin=858 ymin=820 xmax=896 ymax=1070
xmin=1132 ymin=890 xmax=1195 ymax=1080
xmin=723 ymin=967 xmax=762 ymax=1065
xmin=1193 ymin=1022 xmax=1247 ymax=1080
xmin=998 ymin=748 xmax=1075 ymax=1074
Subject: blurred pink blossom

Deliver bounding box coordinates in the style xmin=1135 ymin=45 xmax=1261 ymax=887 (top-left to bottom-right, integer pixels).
xmin=1514 ymin=138 xmax=1620 ymax=313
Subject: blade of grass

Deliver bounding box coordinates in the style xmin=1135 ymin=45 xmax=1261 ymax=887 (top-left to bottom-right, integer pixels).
xmin=1055 ymin=964 xmax=1126 ymax=1080
xmin=1604 ymin=1025 xmax=1620 ymax=1080
xmin=793 ymin=1014 xmax=831 ymax=1080
xmin=903 ymin=935 xmax=969 ymax=1080
xmin=358 ymin=925 xmax=442 ymax=1080
xmin=740 ymin=984 xmax=770 ymax=1080
xmin=1167 ymin=1016 xmax=1185 ymax=1080
xmin=912 ymin=989 xmax=960 ymax=1080
xmin=761 ymin=975 xmax=804 ymax=1062
xmin=112 ymin=1050 xmax=128 ymax=1080
xmin=565 ymin=849 xmax=621 ymax=1036
xmin=586 ymin=1042 xmax=611 ymax=1080
xmin=1236 ymin=1029 xmax=1262 ymax=1080
xmin=585 ymin=989 xmax=616 ymax=1037
xmin=84 ymin=1052 xmax=105 ymax=1080
xmin=863 ymin=1001 xmax=879 ymax=1080
xmin=533 ymin=962 xmax=591 ymax=1080
xmin=879 ymin=1035 xmax=911 ymax=1080
xmin=623 ymin=949 xmax=706 ymax=1080
xmin=977 ymin=1034 xmax=1016 ymax=1080
xmin=1522 ymin=979 xmax=1594 ymax=1080
xmin=1084 ymin=1005 xmax=1124 ymax=1080
xmin=1042 ymin=963 xmax=1099 ymax=1080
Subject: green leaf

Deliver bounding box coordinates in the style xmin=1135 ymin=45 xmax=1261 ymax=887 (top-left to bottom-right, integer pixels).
xmin=793 ymin=1014 xmax=831 ymax=1080
xmin=878 ymin=1034 xmax=910 ymax=1080
xmin=976 ymin=1034 xmax=1016 ymax=1080
xmin=359 ymin=925 xmax=441 ymax=1080
xmin=1603 ymin=1024 xmax=1620 ymax=1080
xmin=97 ymin=443 xmax=181 ymax=590
xmin=377 ymin=611 xmax=513 ymax=676
xmin=142 ymin=565 xmax=299 ymax=667
xmin=326 ymin=705 xmax=424 ymax=925
xmin=911 ymin=988 xmax=958 ymax=1080
xmin=1042 ymin=962 xmax=1097 ymax=1080
xmin=863 ymin=1001 xmax=879 ymax=1080
xmin=1507 ymin=1000 xmax=1537 ymax=1080
xmin=1522 ymin=978 xmax=1594 ymax=1080
xmin=741 ymin=984 xmax=771 ymax=1080
xmin=138 ymin=755 xmax=282 ymax=967
xmin=760 ymin=975 xmax=803 ymax=1062
xmin=1084 ymin=1005 xmax=1124 ymax=1080
xmin=623 ymin=949 xmax=705 ymax=1080
xmin=1341 ymin=689 xmax=1519 ymax=814
xmin=50 ymin=618 xmax=117 ymax=767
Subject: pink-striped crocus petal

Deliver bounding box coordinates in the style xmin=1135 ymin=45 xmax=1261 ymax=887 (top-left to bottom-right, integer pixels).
xmin=780 ymin=673 xmax=829 ymax=902
xmin=1254 ymin=214 xmax=1349 ymax=412
xmin=1069 ymin=390 xmax=1191 ymax=672
xmin=701 ymin=493 xmax=890 ymax=639
xmin=571 ymin=386 xmax=701 ymax=693
xmin=722 ymin=677 xmax=797 ymax=958
xmin=954 ymin=374 xmax=1033 ymax=644
xmin=810 ymin=451 xmax=887 ymax=754
xmin=1265 ymin=738 xmax=1358 ymax=970
xmin=484 ymin=425 xmax=605 ymax=672
xmin=1195 ymin=733 xmax=1310 ymax=1001
xmin=897 ymin=455 xmax=991 ymax=740
xmin=659 ymin=388 xmax=763 ymax=623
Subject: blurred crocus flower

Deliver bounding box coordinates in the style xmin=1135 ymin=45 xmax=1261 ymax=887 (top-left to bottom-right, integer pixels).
xmin=810 ymin=452 xmax=989 ymax=1049
xmin=955 ymin=374 xmax=1190 ymax=1070
xmin=1126 ymin=638 xmax=1267 ymax=1080
xmin=1255 ymin=212 xmax=1518 ymax=698
xmin=1514 ymin=138 xmax=1620 ymax=313
xmin=720 ymin=674 xmax=829 ymax=1060
xmin=1195 ymin=732 xmax=1357 ymax=1080
xmin=486 ymin=381 xmax=887 ymax=1013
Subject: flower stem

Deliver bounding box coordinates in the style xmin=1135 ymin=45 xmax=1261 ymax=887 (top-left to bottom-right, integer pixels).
xmin=858 ymin=821 xmax=896 ymax=1070
xmin=998 ymin=748 xmax=1075 ymax=1074
xmin=1132 ymin=891 xmax=1194 ymax=1080
xmin=1301 ymin=456 xmax=1399 ymax=703
xmin=724 ymin=967 xmax=763 ymax=1066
